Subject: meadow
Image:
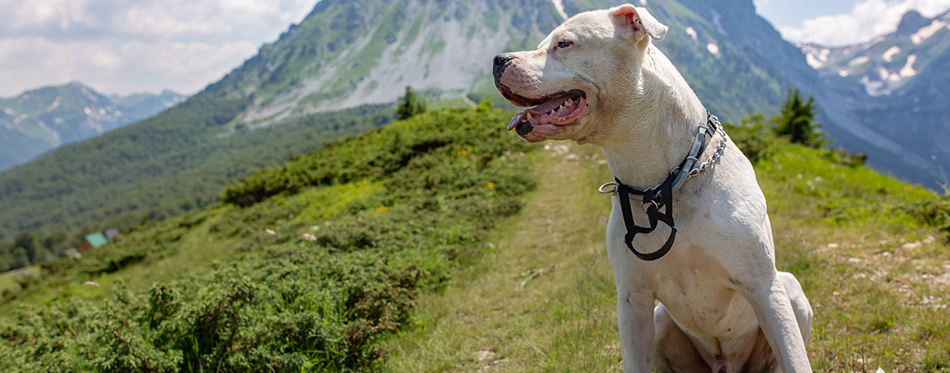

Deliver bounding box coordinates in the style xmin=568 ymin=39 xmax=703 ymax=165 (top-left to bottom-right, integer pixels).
xmin=1 ymin=105 xmax=948 ymax=371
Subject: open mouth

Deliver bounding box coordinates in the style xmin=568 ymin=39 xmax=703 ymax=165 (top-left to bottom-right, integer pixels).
xmin=500 ymin=89 xmax=589 ymax=131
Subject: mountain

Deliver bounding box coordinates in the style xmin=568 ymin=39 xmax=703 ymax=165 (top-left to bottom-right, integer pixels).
xmin=0 ymin=0 xmax=942 ymax=239
xmin=0 ymin=0 xmax=566 ymax=239
xmin=800 ymin=9 xmax=950 ymax=189
xmin=0 ymin=82 xmax=186 ymax=171
xmin=223 ymin=0 xmax=564 ymax=127
xmin=231 ymin=0 xmax=803 ymax=125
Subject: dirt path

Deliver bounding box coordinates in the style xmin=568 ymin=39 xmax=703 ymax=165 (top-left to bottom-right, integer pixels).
xmin=382 ymin=142 xmax=623 ymax=372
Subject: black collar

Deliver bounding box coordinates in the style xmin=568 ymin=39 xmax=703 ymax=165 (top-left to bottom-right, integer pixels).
xmin=604 ymin=112 xmax=725 ymax=261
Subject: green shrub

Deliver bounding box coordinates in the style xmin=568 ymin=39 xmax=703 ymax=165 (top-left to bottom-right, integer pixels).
xmin=910 ymin=197 xmax=950 ymax=240
xmin=723 ymin=113 xmax=779 ymax=163
xmin=0 ymin=108 xmax=537 ymax=371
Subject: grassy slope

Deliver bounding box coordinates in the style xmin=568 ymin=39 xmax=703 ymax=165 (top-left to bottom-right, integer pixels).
xmin=383 ymin=141 xmax=950 ymax=372
xmin=2 ymin=108 xmax=948 ymax=371
xmin=0 ymin=108 xmax=537 ymax=371
xmin=382 ymin=142 xmax=621 ymax=371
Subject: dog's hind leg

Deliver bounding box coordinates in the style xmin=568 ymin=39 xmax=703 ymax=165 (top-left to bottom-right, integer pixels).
xmin=652 ymin=303 xmax=708 ymax=373
xmin=778 ymin=271 xmax=813 ymax=345
xmin=738 ymin=273 xmax=812 ymax=373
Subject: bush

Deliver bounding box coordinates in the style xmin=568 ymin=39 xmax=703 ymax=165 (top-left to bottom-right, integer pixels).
xmin=911 ymin=197 xmax=950 ymax=241
xmin=0 ymin=108 xmax=537 ymax=371
xmin=773 ymin=88 xmax=826 ymax=148
xmin=723 ymin=113 xmax=779 ymax=163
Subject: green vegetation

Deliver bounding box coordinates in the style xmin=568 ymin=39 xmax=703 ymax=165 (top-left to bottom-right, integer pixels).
xmin=2 ymin=100 xmax=949 ymax=372
xmin=774 ymin=89 xmax=826 ymax=148
xmin=0 ymin=99 xmax=394 ymax=271
xmin=385 ymin=130 xmax=950 ymax=372
xmin=0 ymin=108 xmax=537 ymax=371
xmin=395 ymin=86 xmax=427 ymax=120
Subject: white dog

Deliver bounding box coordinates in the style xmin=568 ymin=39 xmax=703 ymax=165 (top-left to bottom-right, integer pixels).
xmin=492 ymin=4 xmax=813 ymax=373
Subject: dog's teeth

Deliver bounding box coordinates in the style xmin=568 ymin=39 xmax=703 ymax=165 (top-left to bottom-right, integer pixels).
xmin=565 ymin=98 xmax=574 ymax=106
xmin=526 ymin=112 xmax=532 ymax=120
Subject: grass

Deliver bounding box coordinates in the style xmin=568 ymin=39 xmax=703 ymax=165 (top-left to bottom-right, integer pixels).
xmin=0 ymin=266 xmax=37 ymax=296
xmin=382 ymin=142 xmax=621 ymax=371
xmin=0 ymin=207 xmax=240 ymax=311
xmin=2 ymin=107 xmax=948 ymax=371
xmin=382 ymin=141 xmax=950 ymax=371
xmin=759 ymin=144 xmax=950 ymax=371
xmin=0 ymin=108 xmax=539 ymax=371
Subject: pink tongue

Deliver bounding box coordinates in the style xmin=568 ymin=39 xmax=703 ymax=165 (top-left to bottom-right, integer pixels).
xmin=528 ymin=95 xmax=571 ymax=115
xmin=506 ymin=96 xmax=573 ymax=131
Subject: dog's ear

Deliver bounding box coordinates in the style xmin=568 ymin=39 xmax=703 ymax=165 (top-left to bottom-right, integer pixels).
xmin=610 ymin=4 xmax=668 ymax=42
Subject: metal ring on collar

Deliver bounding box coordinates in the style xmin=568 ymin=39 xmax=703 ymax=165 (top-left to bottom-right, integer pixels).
xmin=598 ymin=181 xmax=618 ymax=195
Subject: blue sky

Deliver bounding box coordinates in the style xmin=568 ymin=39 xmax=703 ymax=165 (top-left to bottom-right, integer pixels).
xmin=755 ymin=0 xmax=950 ymax=45
xmin=0 ymin=0 xmax=315 ymax=97
xmin=755 ymin=0 xmax=856 ymax=29
xmin=1 ymin=0 xmax=950 ymax=97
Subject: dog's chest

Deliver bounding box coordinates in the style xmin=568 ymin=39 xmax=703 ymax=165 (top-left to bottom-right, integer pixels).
xmin=651 ymin=260 xmax=757 ymax=338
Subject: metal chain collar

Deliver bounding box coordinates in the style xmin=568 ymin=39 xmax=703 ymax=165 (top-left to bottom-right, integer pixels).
xmin=687 ymin=115 xmax=728 ymax=180
xmin=598 ymin=114 xmax=729 ymax=196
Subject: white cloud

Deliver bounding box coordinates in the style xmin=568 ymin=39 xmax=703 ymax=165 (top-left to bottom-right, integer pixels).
xmin=779 ymin=0 xmax=950 ymax=46
xmin=0 ymin=0 xmax=316 ymax=96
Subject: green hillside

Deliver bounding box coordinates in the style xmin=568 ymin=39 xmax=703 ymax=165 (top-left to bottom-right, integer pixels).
xmin=2 ymin=107 xmax=949 ymax=371
xmin=0 ymin=82 xmax=186 ymax=171
xmin=0 ymin=91 xmax=392 ymax=238
xmin=0 ymin=107 xmax=536 ymax=371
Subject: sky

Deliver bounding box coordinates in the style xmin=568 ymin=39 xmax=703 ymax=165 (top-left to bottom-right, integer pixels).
xmin=0 ymin=0 xmax=315 ymax=97
xmin=2 ymin=0 xmax=950 ymax=98
xmin=755 ymin=0 xmax=950 ymax=46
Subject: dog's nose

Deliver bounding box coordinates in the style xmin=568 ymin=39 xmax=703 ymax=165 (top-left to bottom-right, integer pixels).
xmin=494 ymin=54 xmax=515 ymax=69
xmin=493 ymin=54 xmax=516 ymax=82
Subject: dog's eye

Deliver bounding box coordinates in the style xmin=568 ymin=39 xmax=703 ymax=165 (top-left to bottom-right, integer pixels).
xmin=555 ymin=41 xmax=573 ymax=50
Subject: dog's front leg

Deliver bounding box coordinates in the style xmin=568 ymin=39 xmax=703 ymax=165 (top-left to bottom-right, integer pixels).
xmin=740 ymin=274 xmax=812 ymax=373
xmin=617 ymin=289 xmax=655 ymax=373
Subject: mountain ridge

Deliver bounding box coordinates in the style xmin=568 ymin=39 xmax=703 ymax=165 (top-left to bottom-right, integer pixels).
xmin=0 ymin=82 xmax=186 ymax=171
xmin=800 ymin=7 xmax=950 ymax=189
xmin=1 ymin=0 xmax=947 ymax=240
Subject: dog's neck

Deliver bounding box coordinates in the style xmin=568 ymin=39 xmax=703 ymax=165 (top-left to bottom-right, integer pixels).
xmin=593 ymin=45 xmax=706 ymax=191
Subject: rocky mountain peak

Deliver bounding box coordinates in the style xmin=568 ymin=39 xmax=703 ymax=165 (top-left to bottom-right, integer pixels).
xmin=897 ymin=10 xmax=929 ymax=36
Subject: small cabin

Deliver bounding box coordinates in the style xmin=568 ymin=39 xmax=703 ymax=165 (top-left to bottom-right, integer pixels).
xmin=77 ymin=233 xmax=108 ymax=254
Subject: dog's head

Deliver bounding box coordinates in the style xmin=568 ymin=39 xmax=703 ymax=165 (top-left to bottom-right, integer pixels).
xmin=492 ymin=4 xmax=667 ymax=143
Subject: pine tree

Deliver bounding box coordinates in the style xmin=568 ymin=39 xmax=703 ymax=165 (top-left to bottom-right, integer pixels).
xmin=396 ymin=86 xmax=427 ymax=120
xmin=773 ymin=89 xmax=825 ymax=148
xmin=13 ymin=231 xmax=38 ymax=264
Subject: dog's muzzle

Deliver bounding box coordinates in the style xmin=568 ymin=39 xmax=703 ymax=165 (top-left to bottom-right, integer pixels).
xmin=492 ymin=54 xmax=515 ymax=85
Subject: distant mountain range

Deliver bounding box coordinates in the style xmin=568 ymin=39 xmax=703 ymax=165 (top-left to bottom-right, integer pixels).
xmin=0 ymin=82 xmax=186 ymax=171
xmin=1 ymin=0 xmax=948 ymax=238
xmin=227 ymin=0 xmax=804 ymax=127
xmin=234 ymin=0 xmax=949 ymax=188
xmin=801 ymin=9 xmax=950 ymax=189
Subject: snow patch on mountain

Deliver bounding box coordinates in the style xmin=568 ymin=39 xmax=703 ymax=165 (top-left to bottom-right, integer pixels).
xmin=911 ymin=20 xmax=946 ymax=44
xmin=882 ymin=46 xmax=900 ymax=62
xmin=551 ymin=0 xmax=567 ymax=20
xmin=711 ymin=10 xmax=727 ymax=35
xmin=849 ymin=56 xmax=870 ymax=66
xmin=686 ymin=27 xmax=697 ymax=41
xmin=899 ymin=54 xmax=918 ymax=77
